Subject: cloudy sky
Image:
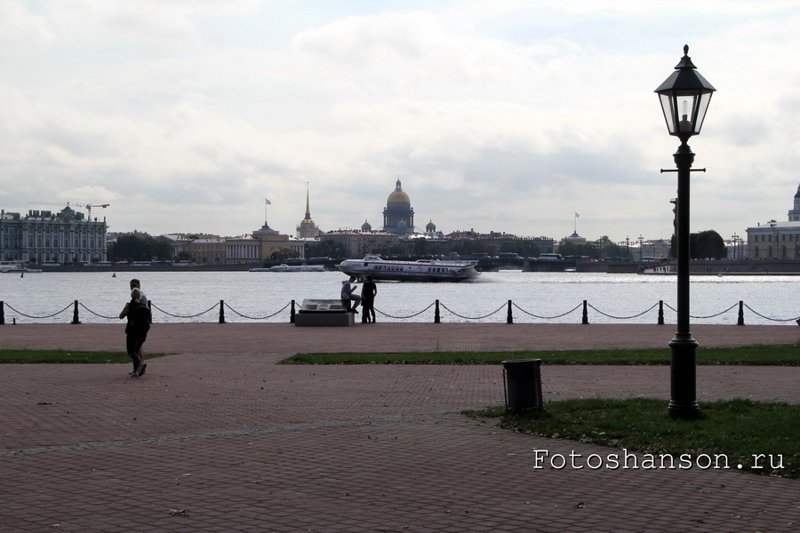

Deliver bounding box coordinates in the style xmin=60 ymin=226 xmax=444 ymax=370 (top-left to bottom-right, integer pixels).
xmin=2 ymin=1 xmax=799 ymax=243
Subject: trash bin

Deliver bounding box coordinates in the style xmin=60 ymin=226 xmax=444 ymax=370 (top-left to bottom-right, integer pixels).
xmin=502 ymin=359 xmax=543 ymax=413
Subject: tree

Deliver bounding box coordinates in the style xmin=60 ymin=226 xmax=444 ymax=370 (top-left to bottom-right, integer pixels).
xmin=108 ymin=233 xmax=173 ymax=262
xmin=670 ymin=230 xmax=727 ymax=260
xmin=694 ymin=230 xmax=727 ymax=259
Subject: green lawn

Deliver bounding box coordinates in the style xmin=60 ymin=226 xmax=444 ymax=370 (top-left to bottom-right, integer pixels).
xmin=283 ymin=344 xmax=800 ymax=365
xmin=465 ymin=398 xmax=800 ymax=478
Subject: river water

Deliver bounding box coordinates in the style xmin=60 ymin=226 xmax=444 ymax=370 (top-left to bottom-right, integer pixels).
xmin=1 ymin=270 xmax=798 ymax=326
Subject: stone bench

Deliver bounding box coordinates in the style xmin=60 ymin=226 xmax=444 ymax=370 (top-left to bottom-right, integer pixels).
xmin=294 ymin=299 xmax=355 ymax=327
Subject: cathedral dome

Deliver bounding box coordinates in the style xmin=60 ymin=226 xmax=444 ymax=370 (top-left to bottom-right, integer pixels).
xmin=426 ymin=220 xmax=436 ymax=233
xmin=361 ymin=219 xmax=372 ymax=232
xmin=387 ymin=179 xmax=410 ymax=205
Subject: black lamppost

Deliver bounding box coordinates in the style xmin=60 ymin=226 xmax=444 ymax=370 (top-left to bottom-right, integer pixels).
xmin=656 ymin=45 xmax=716 ymax=419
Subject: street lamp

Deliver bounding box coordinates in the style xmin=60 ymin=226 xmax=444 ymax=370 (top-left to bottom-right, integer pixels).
xmin=656 ymin=45 xmax=716 ymax=419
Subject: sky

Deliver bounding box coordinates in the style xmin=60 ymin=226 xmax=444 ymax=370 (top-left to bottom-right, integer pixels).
xmin=2 ymin=0 xmax=800 ymax=243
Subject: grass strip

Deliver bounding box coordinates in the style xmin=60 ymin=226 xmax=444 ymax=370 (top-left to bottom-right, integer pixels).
xmin=0 ymin=349 xmax=166 ymax=364
xmin=464 ymin=398 xmax=800 ymax=478
xmin=283 ymin=344 xmax=800 ymax=365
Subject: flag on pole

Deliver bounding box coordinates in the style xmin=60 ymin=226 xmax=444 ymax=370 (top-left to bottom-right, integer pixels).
xmin=265 ymin=198 xmax=271 ymax=205
xmin=575 ymin=212 xmax=580 ymax=218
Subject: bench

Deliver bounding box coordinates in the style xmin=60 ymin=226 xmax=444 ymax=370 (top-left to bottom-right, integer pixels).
xmin=294 ymin=299 xmax=355 ymax=327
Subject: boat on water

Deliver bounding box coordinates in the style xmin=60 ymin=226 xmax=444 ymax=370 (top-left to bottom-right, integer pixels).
xmin=337 ymin=255 xmax=479 ymax=282
xmin=0 ymin=262 xmax=42 ymax=273
xmin=640 ymin=265 xmax=676 ymax=275
xmin=249 ymin=264 xmax=326 ymax=273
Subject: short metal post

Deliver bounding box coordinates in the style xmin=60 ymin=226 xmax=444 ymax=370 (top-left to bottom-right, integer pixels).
xmin=290 ymin=299 xmax=296 ymax=324
xmin=71 ymin=300 xmax=81 ymax=325
xmin=658 ymin=300 xmax=665 ymax=325
xmin=737 ymin=300 xmax=745 ymax=326
xmin=582 ymin=300 xmax=589 ymax=325
xmin=507 ymin=299 xmax=513 ymax=324
xmin=219 ymin=299 xmax=225 ymax=324
xmin=434 ymin=299 xmax=440 ymax=324
xmin=0 ymin=301 xmax=4 ymax=325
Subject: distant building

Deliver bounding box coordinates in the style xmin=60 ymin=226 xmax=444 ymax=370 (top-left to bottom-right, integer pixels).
xmin=321 ymin=230 xmax=399 ymax=258
xmin=0 ymin=206 xmax=107 ymax=264
xmin=296 ymin=183 xmax=321 ymax=239
xmin=185 ymin=237 xmax=226 ymax=264
xmin=253 ymin=222 xmax=304 ymax=261
xmin=383 ymin=179 xmax=414 ymax=235
xmin=789 ymin=184 xmax=800 ymax=222
xmin=225 ymin=236 xmax=261 ymax=264
xmin=746 ymin=183 xmax=800 ymax=260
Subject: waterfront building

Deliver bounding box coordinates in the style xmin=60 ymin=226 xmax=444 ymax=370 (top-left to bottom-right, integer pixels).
xmin=253 ymin=223 xmax=305 ymax=261
xmin=383 ymin=179 xmax=414 ymax=235
xmin=225 ymin=236 xmax=262 ymax=264
xmin=746 ymin=184 xmax=800 ymax=260
xmin=321 ymin=229 xmax=400 ymax=258
xmin=296 ymin=184 xmax=321 ymax=239
xmin=185 ymin=237 xmax=227 ymax=264
xmin=789 ymin=184 xmax=800 ymax=222
xmin=0 ymin=206 xmax=107 ymax=264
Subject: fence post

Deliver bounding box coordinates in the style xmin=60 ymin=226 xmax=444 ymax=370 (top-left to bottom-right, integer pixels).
xmin=290 ymin=299 xmax=296 ymax=324
xmin=737 ymin=300 xmax=745 ymax=326
xmin=658 ymin=300 xmax=664 ymax=325
xmin=219 ymin=300 xmax=226 ymax=324
xmin=581 ymin=300 xmax=589 ymax=325
xmin=0 ymin=301 xmax=4 ymax=325
xmin=71 ymin=300 xmax=81 ymax=325
xmin=507 ymin=299 xmax=513 ymax=324
xmin=434 ymin=300 xmax=440 ymax=324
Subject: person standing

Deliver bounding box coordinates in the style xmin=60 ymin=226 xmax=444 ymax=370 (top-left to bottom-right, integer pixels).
xmin=340 ymin=275 xmax=361 ymax=313
xmin=119 ymin=287 xmax=151 ymax=377
xmin=361 ymin=275 xmax=377 ymax=323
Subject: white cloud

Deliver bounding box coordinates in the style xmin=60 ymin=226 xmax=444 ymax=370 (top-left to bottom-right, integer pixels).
xmin=1 ymin=1 xmax=799 ymax=240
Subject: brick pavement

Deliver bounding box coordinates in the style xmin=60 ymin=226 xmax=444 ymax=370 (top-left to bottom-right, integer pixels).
xmin=1 ymin=323 xmax=799 ymax=531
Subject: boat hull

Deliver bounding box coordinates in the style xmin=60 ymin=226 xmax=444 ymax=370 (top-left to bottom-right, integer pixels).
xmin=338 ymin=257 xmax=479 ymax=282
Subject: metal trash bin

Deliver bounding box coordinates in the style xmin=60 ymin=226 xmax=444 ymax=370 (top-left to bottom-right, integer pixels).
xmin=502 ymin=359 xmax=543 ymax=413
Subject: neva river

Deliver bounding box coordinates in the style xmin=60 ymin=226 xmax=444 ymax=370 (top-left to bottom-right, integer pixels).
xmin=0 ymin=270 xmax=798 ymax=326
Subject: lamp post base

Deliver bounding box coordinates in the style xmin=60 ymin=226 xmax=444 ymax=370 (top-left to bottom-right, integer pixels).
xmin=668 ymin=333 xmax=700 ymax=419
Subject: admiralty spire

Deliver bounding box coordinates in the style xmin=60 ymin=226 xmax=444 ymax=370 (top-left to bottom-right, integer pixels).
xmin=296 ymin=182 xmax=321 ymax=238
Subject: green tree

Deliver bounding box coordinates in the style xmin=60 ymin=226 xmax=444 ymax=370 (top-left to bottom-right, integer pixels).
xmin=108 ymin=233 xmax=173 ymax=262
xmin=694 ymin=230 xmax=727 ymax=259
xmin=670 ymin=230 xmax=727 ymax=259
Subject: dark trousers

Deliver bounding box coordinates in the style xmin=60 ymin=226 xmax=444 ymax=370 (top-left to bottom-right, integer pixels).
xmin=362 ymin=300 xmax=375 ymax=323
xmin=126 ymin=332 xmax=147 ymax=370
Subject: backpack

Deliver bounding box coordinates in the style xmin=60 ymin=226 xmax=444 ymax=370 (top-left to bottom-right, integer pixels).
xmin=128 ymin=300 xmax=152 ymax=332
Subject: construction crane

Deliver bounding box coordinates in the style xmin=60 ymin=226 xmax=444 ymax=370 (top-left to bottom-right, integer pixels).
xmin=86 ymin=203 xmax=110 ymax=221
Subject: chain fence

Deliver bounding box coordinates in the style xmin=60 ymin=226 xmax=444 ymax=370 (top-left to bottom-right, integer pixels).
xmin=0 ymin=298 xmax=798 ymax=326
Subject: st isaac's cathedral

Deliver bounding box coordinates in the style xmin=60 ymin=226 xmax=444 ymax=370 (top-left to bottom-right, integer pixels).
xmin=383 ymin=179 xmax=415 ymax=235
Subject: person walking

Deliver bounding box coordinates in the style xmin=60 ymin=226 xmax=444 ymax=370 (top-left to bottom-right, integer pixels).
xmin=340 ymin=275 xmax=361 ymax=313
xmin=119 ymin=287 xmax=151 ymax=377
xmin=361 ymin=275 xmax=377 ymax=323
xmin=128 ymin=279 xmax=149 ymax=363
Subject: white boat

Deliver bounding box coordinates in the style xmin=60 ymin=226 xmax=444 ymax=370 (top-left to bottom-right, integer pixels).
xmin=0 ymin=262 xmax=42 ymax=273
xmin=250 ymin=264 xmax=325 ymax=272
xmin=337 ymin=255 xmax=479 ymax=282
xmin=640 ymin=264 xmax=676 ymax=275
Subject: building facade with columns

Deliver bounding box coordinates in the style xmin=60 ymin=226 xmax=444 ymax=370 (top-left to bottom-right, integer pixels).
xmin=0 ymin=206 xmax=107 ymax=264
xmin=746 ymin=184 xmax=800 ymax=260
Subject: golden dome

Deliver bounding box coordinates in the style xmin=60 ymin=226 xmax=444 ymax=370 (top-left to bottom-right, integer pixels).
xmin=387 ymin=179 xmax=410 ymax=205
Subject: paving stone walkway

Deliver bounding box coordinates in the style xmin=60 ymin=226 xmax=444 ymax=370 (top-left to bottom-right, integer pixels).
xmin=1 ymin=323 xmax=799 ymax=531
